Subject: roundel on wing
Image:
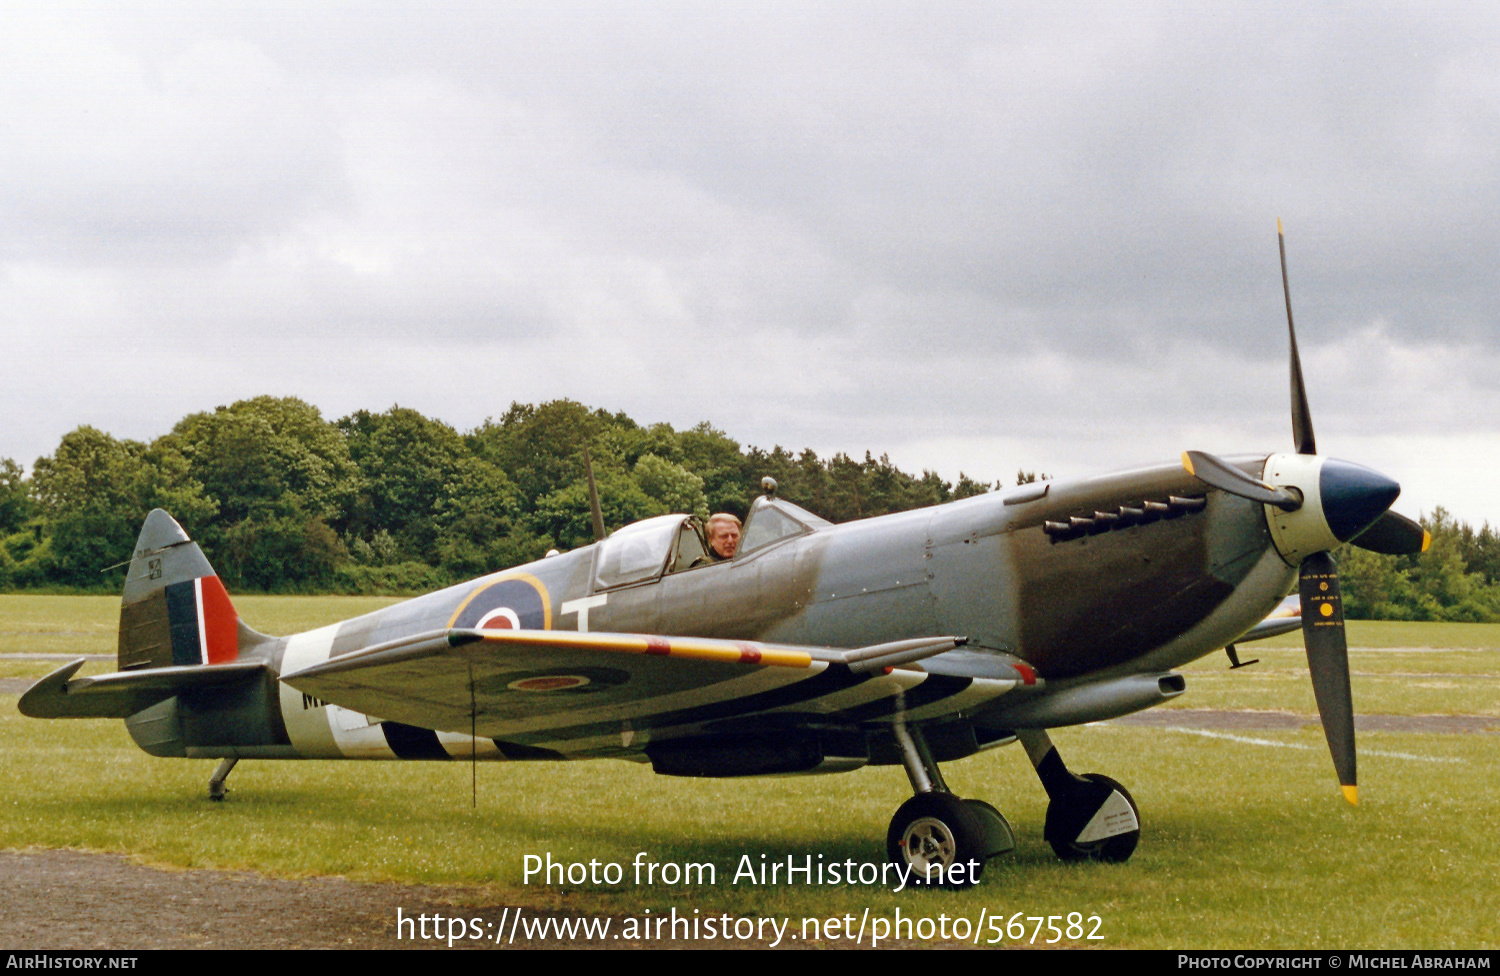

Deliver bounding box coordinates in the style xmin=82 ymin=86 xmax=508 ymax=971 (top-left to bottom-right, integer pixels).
xmin=451 ymin=576 xmax=550 ymax=631
xmin=477 ymin=667 xmax=630 ymax=697
xmin=509 ymin=675 xmax=589 ymax=692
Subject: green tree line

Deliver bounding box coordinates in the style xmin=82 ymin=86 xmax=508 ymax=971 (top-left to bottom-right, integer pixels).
xmin=0 ymin=397 xmax=994 ymax=595
xmin=1338 ymin=509 xmax=1500 ymax=622
xmin=2 ymin=395 xmax=1497 ymax=622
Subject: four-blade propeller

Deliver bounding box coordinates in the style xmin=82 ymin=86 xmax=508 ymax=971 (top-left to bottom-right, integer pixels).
xmin=1181 ymin=221 xmax=1429 ymax=805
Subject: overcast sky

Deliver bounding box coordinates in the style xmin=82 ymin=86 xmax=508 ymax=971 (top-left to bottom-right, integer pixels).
xmin=3 ymin=2 xmax=1497 ymax=527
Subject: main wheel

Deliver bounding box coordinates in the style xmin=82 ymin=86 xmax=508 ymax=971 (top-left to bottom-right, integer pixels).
xmin=1046 ymin=773 xmax=1140 ymax=863
xmin=886 ymin=792 xmax=986 ymax=887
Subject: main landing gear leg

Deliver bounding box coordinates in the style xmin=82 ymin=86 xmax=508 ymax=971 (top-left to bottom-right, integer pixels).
xmin=208 ymin=757 xmax=238 ymax=802
xmin=1016 ymin=729 xmax=1139 ymax=862
xmin=884 ymin=724 xmax=1015 ymax=887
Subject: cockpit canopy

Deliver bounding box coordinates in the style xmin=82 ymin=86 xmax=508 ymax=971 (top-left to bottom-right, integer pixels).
xmin=590 ymin=496 xmax=831 ymax=592
xmin=592 ymin=514 xmax=686 ymax=589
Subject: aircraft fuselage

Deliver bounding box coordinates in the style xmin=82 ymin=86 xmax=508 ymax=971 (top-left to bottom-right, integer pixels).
xmin=116 ymin=456 xmax=1294 ymax=770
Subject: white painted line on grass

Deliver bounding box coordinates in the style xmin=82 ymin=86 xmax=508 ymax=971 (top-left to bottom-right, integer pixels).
xmin=1162 ymin=727 xmax=1464 ymax=763
xmin=1360 ymin=748 xmax=1465 ymax=763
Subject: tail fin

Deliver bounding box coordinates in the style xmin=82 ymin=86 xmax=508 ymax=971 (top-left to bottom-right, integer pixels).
xmin=118 ymin=510 xmax=263 ymax=670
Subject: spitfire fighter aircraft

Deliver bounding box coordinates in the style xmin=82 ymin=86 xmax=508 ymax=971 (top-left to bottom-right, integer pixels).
xmin=23 ymin=226 xmax=1429 ymax=885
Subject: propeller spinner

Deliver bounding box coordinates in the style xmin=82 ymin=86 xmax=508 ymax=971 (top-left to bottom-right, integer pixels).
xmin=1181 ymin=221 xmax=1429 ymax=805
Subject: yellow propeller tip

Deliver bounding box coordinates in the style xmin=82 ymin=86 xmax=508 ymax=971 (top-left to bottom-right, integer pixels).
xmin=1341 ymin=785 xmax=1359 ymax=806
xmin=1277 ymin=217 xmax=1284 ymax=234
xmin=1421 ymin=531 xmax=1432 ymax=553
xmin=1181 ymin=451 xmax=1195 ymax=475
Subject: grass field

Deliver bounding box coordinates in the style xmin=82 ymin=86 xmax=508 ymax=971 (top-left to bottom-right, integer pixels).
xmin=2 ymin=594 xmax=1497 ymax=948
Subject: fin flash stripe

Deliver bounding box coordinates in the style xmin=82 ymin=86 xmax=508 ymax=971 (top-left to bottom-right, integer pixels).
xmin=199 ymin=576 xmax=239 ymax=664
xmin=165 ymin=576 xmax=239 ymax=665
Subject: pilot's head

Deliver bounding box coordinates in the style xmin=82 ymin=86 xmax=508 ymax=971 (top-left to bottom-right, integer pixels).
xmin=706 ymin=513 xmax=742 ymax=559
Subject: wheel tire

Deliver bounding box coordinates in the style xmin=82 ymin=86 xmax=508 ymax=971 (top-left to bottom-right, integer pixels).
xmin=1047 ymin=773 xmax=1140 ymax=863
xmin=886 ymin=792 xmax=986 ymax=888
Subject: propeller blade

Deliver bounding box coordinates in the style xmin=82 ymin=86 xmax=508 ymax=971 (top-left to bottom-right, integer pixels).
xmin=1182 ymin=450 xmax=1302 ymax=511
xmin=1300 ymin=550 xmax=1357 ymax=804
xmin=1279 ymin=219 xmax=1317 ymax=456
xmin=1350 ymin=510 xmax=1431 ymax=556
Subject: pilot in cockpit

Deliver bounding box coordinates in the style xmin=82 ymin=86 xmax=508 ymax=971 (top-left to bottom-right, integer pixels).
xmin=704 ymin=513 xmax=741 ymax=561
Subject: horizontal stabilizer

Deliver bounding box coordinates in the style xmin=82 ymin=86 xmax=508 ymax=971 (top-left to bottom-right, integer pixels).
xmin=19 ymin=658 xmax=270 ymax=719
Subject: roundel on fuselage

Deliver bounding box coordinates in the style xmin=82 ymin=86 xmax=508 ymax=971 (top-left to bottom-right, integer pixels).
xmin=448 ymin=575 xmax=551 ymax=631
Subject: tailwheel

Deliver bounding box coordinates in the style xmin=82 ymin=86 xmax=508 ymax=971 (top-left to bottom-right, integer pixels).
xmin=886 ymin=792 xmax=987 ymax=888
xmin=207 ymin=757 xmax=237 ymax=802
xmin=1044 ymin=773 xmax=1140 ymax=863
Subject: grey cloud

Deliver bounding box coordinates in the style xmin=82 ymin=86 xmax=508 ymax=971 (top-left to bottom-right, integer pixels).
xmin=0 ymin=23 xmax=345 ymax=265
xmin=3 ymin=1 xmax=1497 ymax=525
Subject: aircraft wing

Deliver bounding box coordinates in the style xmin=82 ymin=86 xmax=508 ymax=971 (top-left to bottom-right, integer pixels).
xmin=280 ymin=629 xmax=1024 ymax=742
xmin=1235 ymin=595 xmax=1302 ymax=643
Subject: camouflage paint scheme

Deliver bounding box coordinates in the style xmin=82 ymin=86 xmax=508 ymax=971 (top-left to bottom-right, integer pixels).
xmin=26 ymin=454 xmax=1293 ymax=779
